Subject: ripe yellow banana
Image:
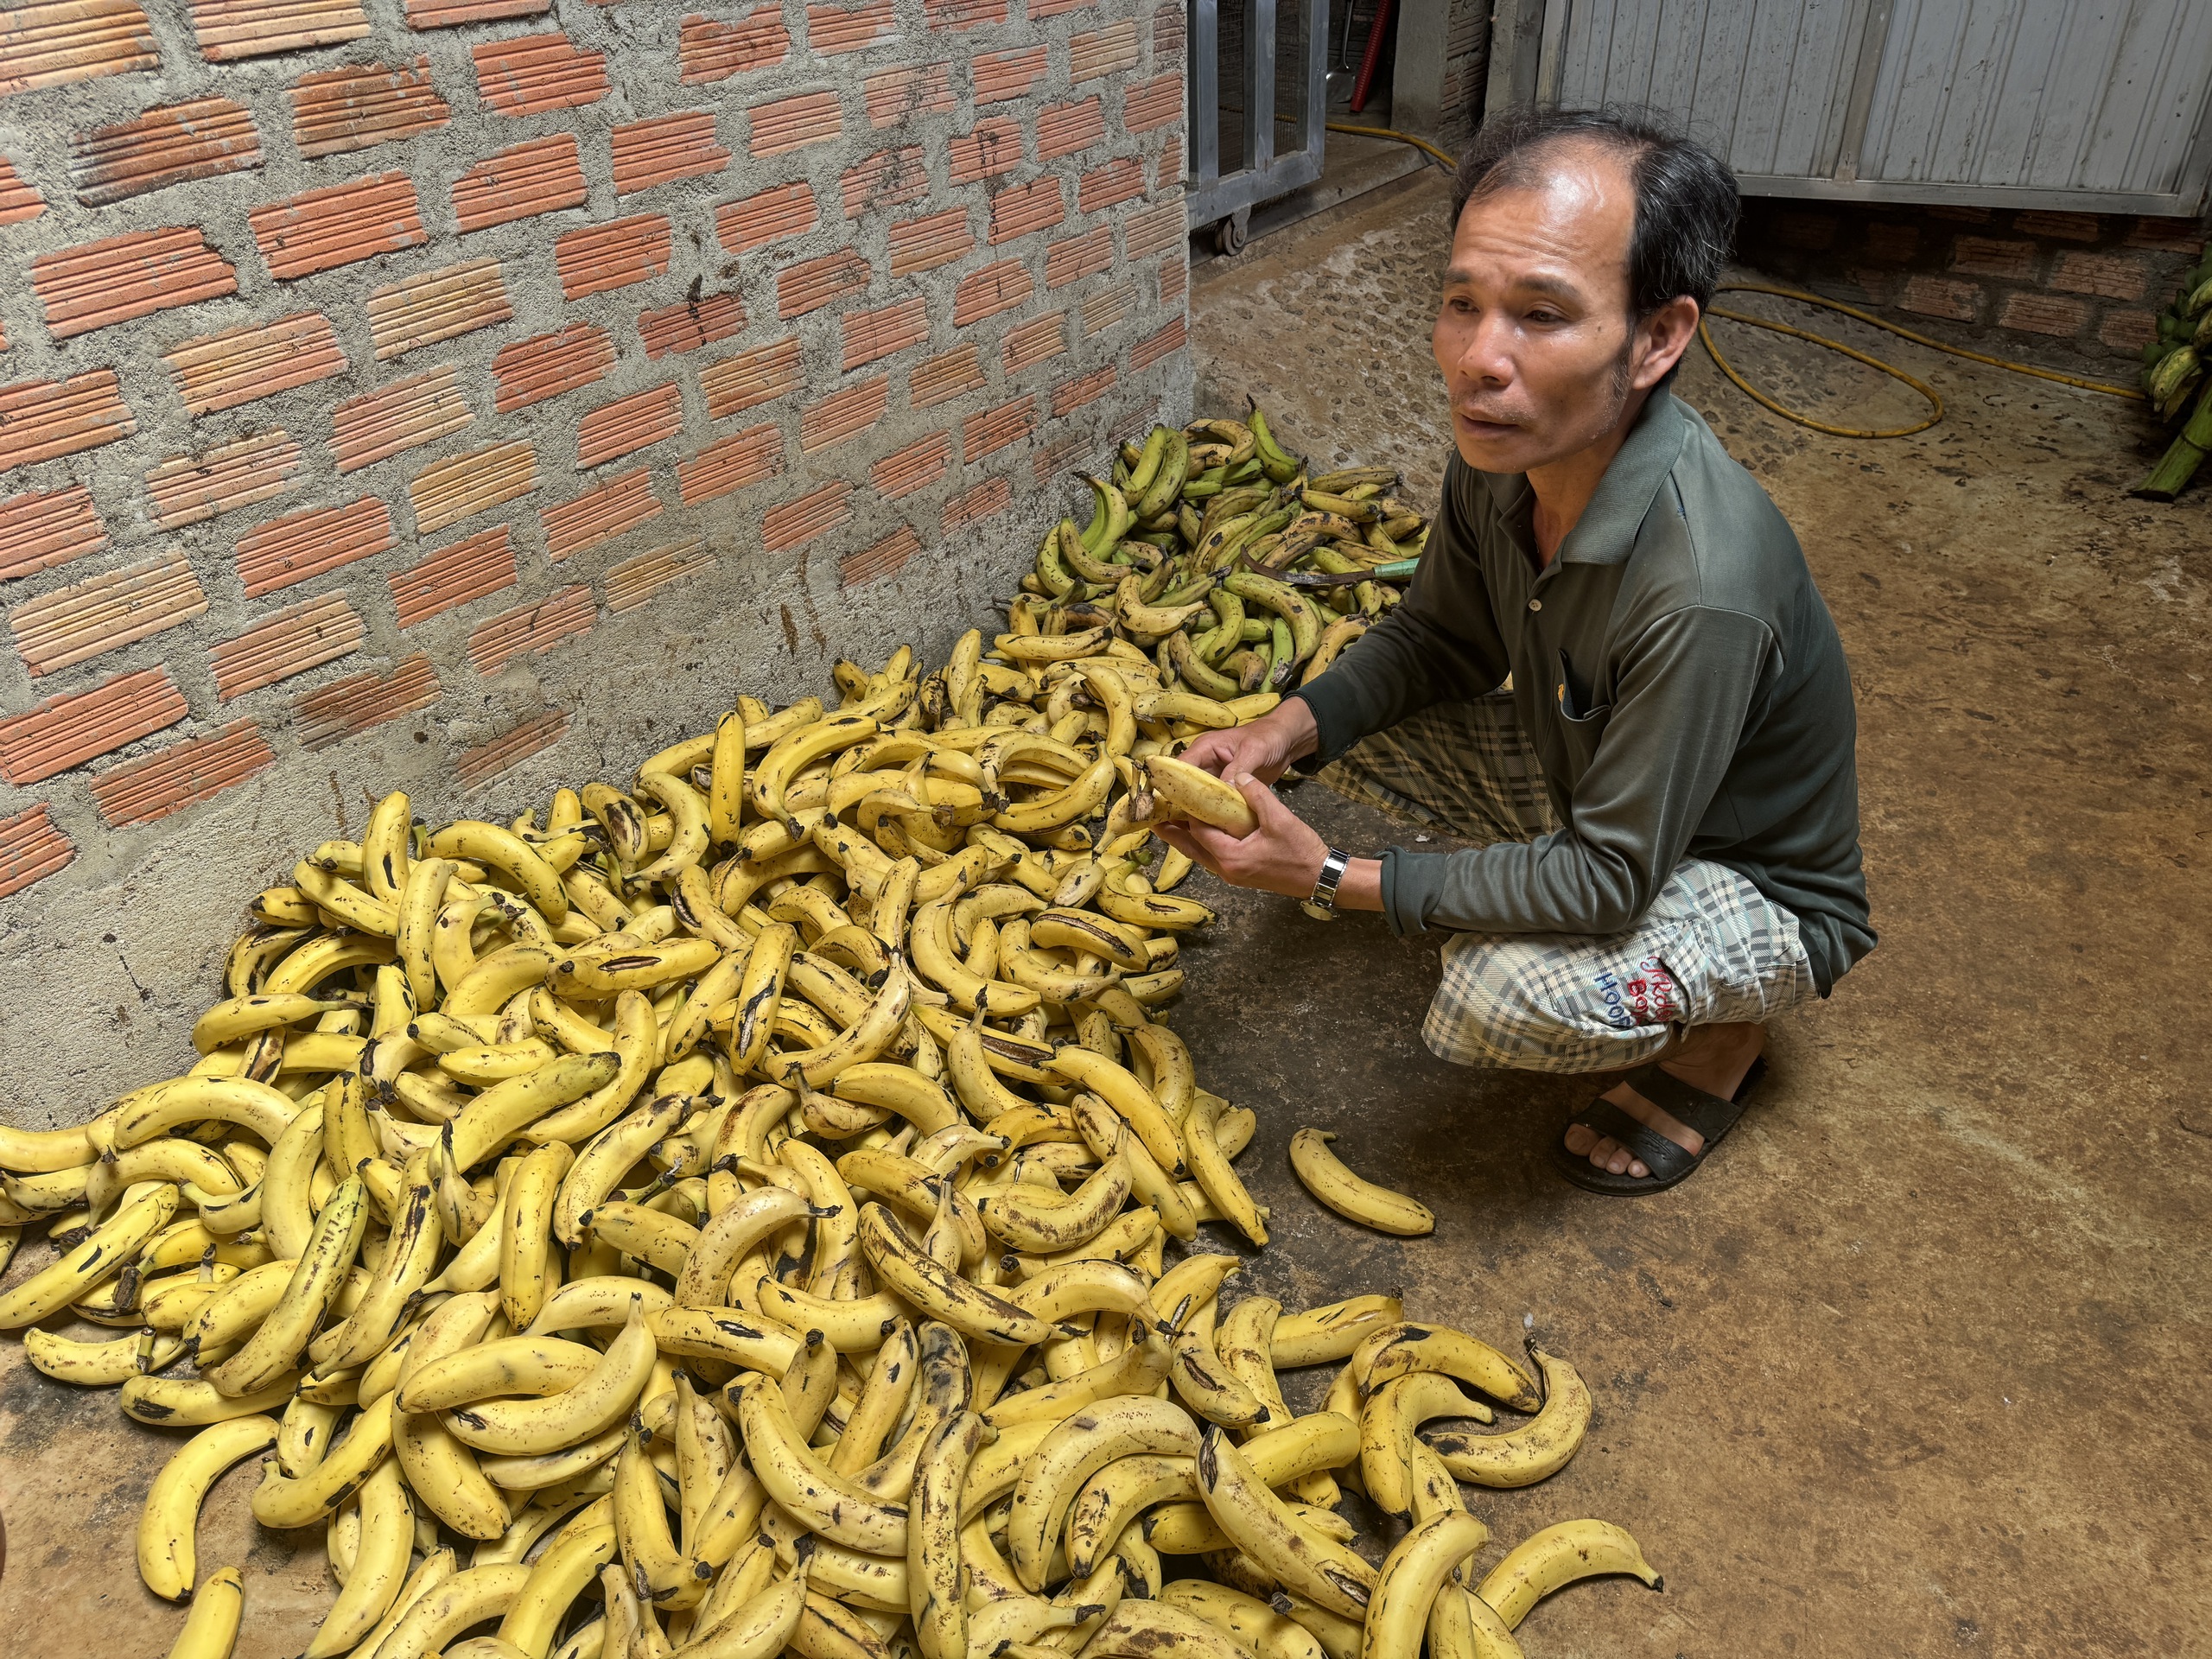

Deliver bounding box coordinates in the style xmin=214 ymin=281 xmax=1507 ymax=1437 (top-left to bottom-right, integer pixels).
xmin=301 ymin=1457 xmax=414 ymax=1658
xmin=1193 ymin=1425 xmax=1377 ymax=1619
xmin=27 ymin=1326 xmax=186 ymax=1386
xmin=1168 ymin=1311 xmax=1272 ymax=1428
xmin=1360 ymin=1510 xmax=1493 ymax=1659
xmin=751 ymin=711 xmax=878 ymax=831
xmin=445 ymin=1052 xmax=623 ymax=1172
xmin=979 ymin=1332 xmax=1171 ymax=1433
xmin=736 ymin=1375 xmax=911 ymax=1554
xmin=1043 ymin=1046 xmax=1185 ymax=1178
xmin=528 ymin=989 xmax=657 ymax=1145
xmin=1427 ymin=1344 xmax=1591 ymax=1488
xmin=444 ymin=1299 xmax=655 ymax=1455
xmin=423 ymin=820 xmax=569 ymax=923
xmin=121 ymin=1372 xmax=296 ymax=1426
xmin=1061 ymin=1450 xmax=1194 ymax=1577
xmin=323 ymin=1150 xmax=444 ymax=1370
xmin=1080 ymin=1599 xmax=1251 ymax=1658
xmin=1360 ymin=1371 xmax=1494 ymax=1516
xmin=856 ymin=1202 xmax=1054 ymax=1346
xmin=688 ymin=1571 xmax=807 ymax=1659
xmin=1288 ymin=1128 xmax=1434 ymax=1236
xmin=164 ymin=1564 xmax=245 ymax=1659
xmin=1476 ymin=1518 xmax=1662 ymax=1630
xmin=112 ymin=1076 xmax=299 ymax=1151
xmin=619 ymin=1433 xmax=703 ymax=1610
xmin=978 ymin=1153 xmax=1132 ymax=1253
xmin=205 ymin=1174 xmax=367 ymax=1395
xmin=0 ymin=1183 xmax=176 ymax=1328
xmin=396 ymin=1334 xmax=601 ymax=1413
xmin=1006 ymin=1393 xmax=1201 ymax=1592
xmin=250 ymin=1392 xmax=396 ymax=1529
xmin=138 ymin=1414 xmax=278 ymax=1599
xmin=1176 ymin=1093 xmax=1262 ymax=1248
xmin=1270 ymin=1294 xmax=1404 ymax=1369
xmin=1356 ymin=1320 xmax=1543 ymax=1414
xmin=1139 ymin=753 xmax=1259 ymax=836
xmin=368 ymin=1560 xmax=532 ymax=1659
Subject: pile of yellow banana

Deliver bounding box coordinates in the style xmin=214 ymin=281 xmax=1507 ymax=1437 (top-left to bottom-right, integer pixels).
xmin=0 ymin=417 xmax=1662 ymax=1659
xmin=1026 ymin=401 xmax=1426 ymax=696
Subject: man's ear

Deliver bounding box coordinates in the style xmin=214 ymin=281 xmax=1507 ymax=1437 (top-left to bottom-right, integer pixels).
xmin=1632 ymin=296 xmax=1700 ymax=391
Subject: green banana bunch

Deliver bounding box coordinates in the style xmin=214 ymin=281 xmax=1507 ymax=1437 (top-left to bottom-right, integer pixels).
xmin=2136 ymin=239 xmax=2212 ymax=498
xmin=1027 ymin=397 xmax=1418 ymax=695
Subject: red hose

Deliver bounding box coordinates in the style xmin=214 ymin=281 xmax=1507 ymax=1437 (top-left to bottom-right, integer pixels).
xmin=1349 ymin=0 xmax=1395 ymax=114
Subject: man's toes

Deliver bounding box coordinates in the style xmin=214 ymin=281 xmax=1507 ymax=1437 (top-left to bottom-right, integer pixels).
xmin=1564 ymin=1124 xmax=1597 ymax=1156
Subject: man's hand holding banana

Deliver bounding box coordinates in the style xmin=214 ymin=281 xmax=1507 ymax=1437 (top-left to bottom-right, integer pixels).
xmin=1155 ymin=702 xmax=1384 ymax=912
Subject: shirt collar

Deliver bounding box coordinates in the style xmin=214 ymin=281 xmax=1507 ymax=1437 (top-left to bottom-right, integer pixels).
xmin=1476 ymin=388 xmax=1690 ymax=568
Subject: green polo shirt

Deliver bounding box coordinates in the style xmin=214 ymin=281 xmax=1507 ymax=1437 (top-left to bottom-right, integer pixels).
xmin=1291 ymin=388 xmax=1874 ymax=995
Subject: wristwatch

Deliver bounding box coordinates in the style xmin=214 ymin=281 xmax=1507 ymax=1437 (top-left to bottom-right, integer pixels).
xmin=1306 ymin=847 xmax=1351 ymax=916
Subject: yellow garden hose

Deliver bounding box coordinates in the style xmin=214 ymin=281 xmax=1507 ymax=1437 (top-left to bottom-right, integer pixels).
xmin=1701 ymin=283 xmax=2145 ymax=439
xmin=1325 ymin=121 xmax=1459 ymax=168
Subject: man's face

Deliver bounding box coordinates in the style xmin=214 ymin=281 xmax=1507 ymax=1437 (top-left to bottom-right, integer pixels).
xmin=1431 ymin=143 xmax=1668 ymax=476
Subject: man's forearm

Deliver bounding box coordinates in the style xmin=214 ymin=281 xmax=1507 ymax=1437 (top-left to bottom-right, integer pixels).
xmin=1288 ymin=601 xmax=1500 ymax=769
xmin=1332 ymin=857 xmax=1383 ymax=912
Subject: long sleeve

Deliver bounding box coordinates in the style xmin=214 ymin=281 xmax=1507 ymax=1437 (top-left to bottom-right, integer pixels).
xmin=1287 ymin=465 xmax=1512 ymax=766
xmin=1377 ymin=604 xmax=1776 ymax=938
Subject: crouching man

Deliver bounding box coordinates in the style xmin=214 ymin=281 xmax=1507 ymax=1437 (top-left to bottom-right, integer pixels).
xmin=1160 ymin=108 xmax=1875 ymax=1195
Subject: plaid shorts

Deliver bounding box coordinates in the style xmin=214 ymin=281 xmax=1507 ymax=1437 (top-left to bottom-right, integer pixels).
xmin=1323 ymin=692 xmax=1818 ymax=1074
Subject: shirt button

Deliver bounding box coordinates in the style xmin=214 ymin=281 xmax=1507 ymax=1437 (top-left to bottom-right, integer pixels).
xmin=1528 ymin=599 xmax=1541 ymax=612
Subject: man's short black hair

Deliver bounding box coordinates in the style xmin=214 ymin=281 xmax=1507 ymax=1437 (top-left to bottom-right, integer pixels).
xmin=1451 ymin=105 xmax=1740 ymax=319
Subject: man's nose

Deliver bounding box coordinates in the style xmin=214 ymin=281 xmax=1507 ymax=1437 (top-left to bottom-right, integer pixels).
xmin=1450 ymin=313 xmax=1514 ymax=385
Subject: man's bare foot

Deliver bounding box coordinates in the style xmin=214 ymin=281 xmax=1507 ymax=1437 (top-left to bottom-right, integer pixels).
xmin=1563 ymin=1022 xmax=1767 ymax=1178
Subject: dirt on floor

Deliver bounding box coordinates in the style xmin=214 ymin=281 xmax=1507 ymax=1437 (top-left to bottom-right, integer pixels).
xmin=1 ymin=168 xmax=2207 ymax=1659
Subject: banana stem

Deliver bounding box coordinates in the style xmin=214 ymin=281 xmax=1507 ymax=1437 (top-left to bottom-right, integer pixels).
xmin=2134 ymin=380 xmax=2212 ymax=499
xmin=2133 ymin=431 xmax=2206 ymax=499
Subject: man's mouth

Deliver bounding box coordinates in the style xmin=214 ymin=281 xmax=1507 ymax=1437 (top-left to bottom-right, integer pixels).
xmin=1455 ymin=411 xmax=1520 ymax=436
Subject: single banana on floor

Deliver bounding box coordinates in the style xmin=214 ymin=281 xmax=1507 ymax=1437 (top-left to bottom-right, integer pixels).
xmin=138 ymin=1414 xmax=279 ymax=1599
xmin=1289 ymin=1128 xmax=1435 ymax=1236
xmin=1478 ymin=1518 xmax=1663 ymax=1630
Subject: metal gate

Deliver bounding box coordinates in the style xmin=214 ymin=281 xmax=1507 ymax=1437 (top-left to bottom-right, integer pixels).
xmin=1487 ymin=0 xmax=2212 ymax=215
xmin=1187 ymin=0 xmax=1332 ymax=239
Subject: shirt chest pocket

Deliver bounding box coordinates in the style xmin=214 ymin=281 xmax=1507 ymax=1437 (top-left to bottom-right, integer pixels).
xmin=1553 ymin=648 xmax=1611 ymax=777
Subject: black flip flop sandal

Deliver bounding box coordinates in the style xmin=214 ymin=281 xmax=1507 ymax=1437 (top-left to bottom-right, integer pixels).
xmin=1551 ymin=1056 xmax=1768 ymax=1195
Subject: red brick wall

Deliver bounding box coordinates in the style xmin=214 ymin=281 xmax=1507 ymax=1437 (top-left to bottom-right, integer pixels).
xmin=0 ymin=0 xmax=1192 ymax=907
xmin=1736 ymin=199 xmax=2206 ymax=370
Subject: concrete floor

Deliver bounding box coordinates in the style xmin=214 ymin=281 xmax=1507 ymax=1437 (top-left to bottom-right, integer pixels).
xmin=3 ymin=169 xmax=2209 ymax=1656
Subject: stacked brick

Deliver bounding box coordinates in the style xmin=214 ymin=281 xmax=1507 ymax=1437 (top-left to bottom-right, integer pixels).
xmin=1736 ymin=199 xmax=2207 ymax=368
xmin=0 ymin=0 xmax=1193 ymax=905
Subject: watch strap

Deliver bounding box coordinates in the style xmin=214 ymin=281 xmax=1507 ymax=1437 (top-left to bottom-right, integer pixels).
xmin=1308 ymin=847 xmax=1351 ymax=912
